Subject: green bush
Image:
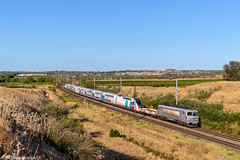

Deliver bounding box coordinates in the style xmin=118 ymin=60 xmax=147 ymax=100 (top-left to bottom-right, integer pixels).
xmin=36 ymin=76 xmax=45 ymax=82
xmin=60 ymin=117 xmax=84 ymax=134
xmin=24 ymin=76 xmax=35 ymax=83
xmin=40 ymin=105 xmax=69 ymax=119
xmin=109 ymin=129 xmax=121 ymax=137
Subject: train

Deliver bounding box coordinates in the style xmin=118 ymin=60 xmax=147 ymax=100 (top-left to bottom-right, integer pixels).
xmin=64 ymin=84 xmax=200 ymax=127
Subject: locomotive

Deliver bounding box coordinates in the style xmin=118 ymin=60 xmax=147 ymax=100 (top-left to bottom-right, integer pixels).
xmin=64 ymin=84 xmax=200 ymax=127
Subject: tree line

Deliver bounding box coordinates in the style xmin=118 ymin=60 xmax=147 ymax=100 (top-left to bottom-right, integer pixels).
xmin=0 ymin=76 xmax=54 ymax=83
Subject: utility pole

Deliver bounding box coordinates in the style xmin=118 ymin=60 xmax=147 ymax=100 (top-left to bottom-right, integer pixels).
xmin=133 ymin=82 xmax=136 ymax=98
xmin=80 ymin=76 xmax=81 ymax=86
xmin=120 ymin=77 xmax=122 ymax=95
xmin=90 ymin=79 xmax=92 ymax=89
xmin=176 ymin=79 xmax=178 ymax=105
xmin=94 ymin=77 xmax=95 ymax=90
xmin=72 ymin=77 xmax=73 ymax=85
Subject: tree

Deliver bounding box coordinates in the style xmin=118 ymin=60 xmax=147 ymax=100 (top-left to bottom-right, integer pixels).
xmin=24 ymin=76 xmax=35 ymax=83
xmin=223 ymin=61 xmax=240 ymax=81
xmin=36 ymin=76 xmax=45 ymax=82
xmin=10 ymin=78 xmax=20 ymax=82
xmin=4 ymin=76 xmax=10 ymax=82
xmin=45 ymin=77 xmax=54 ymax=82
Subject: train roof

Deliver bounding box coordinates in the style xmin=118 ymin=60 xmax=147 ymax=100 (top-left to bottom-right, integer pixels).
xmin=158 ymin=105 xmax=198 ymax=112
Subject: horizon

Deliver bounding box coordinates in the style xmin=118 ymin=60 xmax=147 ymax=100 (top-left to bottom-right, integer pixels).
xmin=1 ymin=1 xmax=239 ymax=71
xmin=0 ymin=69 xmax=223 ymax=73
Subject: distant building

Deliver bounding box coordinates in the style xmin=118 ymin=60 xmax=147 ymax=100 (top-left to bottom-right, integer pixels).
xmin=17 ymin=73 xmax=47 ymax=77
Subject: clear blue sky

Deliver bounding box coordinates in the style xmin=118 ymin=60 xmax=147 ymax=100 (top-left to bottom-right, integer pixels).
xmin=0 ymin=0 xmax=239 ymax=71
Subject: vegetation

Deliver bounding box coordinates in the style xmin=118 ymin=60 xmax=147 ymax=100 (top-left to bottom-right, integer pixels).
xmin=36 ymin=76 xmax=45 ymax=82
xmin=40 ymin=104 xmax=70 ymax=119
xmin=109 ymin=129 xmax=174 ymax=160
xmin=139 ymin=93 xmax=240 ymax=135
xmin=40 ymin=104 xmax=98 ymax=159
xmin=109 ymin=129 xmax=121 ymax=137
xmin=4 ymin=84 xmax=37 ymax=89
xmin=96 ymin=86 xmax=120 ymax=94
xmin=139 ymin=94 xmax=176 ymax=108
xmin=223 ymin=61 xmax=240 ymax=81
xmin=82 ymin=79 xmax=223 ymax=88
xmin=187 ymin=86 xmax=221 ymax=101
xmin=179 ymin=100 xmax=240 ymax=134
xmin=0 ymin=76 xmax=54 ymax=84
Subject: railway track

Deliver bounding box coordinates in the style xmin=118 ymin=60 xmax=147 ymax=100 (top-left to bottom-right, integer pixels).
xmin=58 ymin=83 xmax=240 ymax=150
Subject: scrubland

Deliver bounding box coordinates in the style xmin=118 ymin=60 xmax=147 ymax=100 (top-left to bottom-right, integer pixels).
xmin=122 ymin=81 xmax=240 ymax=112
xmin=1 ymin=82 xmax=240 ymax=159
xmin=69 ymin=101 xmax=240 ymax=160
xmin=0 ymin=86 xmax=100 ymax=159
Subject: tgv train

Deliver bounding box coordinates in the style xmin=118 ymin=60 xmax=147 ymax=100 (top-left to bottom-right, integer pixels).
xmin=64 ymin=84 xmax=200 ymax=127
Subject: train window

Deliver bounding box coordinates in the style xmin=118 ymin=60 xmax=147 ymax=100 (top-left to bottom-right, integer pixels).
xmin=136 ymin=99 xmax=143 ymax=108
xmin=187 ymin=112 xmax=192 ymax=116
xmin=105 ymin=94 xmax=114 ymax=98
xmin=193 ymin=112 xmax=198 ymax=116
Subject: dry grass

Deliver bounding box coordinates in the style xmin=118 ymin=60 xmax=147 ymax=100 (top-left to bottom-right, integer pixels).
xmin=68 ymin=102 xmax=240 ymax=160
xmin=122 ymin=81 xmax=240 ymax=112
xmin=0 ymin=86 xmax=100 ymax=159
xmin=0 ymin=87 xmax=48 ymax=109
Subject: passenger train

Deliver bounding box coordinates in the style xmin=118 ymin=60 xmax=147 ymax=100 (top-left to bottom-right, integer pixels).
xmin=64 ymin=84 xmax=200 ymax=127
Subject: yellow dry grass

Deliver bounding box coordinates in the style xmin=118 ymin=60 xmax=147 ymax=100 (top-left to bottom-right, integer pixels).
xmin=122 ymin=81 xmax=240 ymax=112
xmin=37 ymin=85 xmax=63 ymax=103
xmin=68 ymin=102 xmax=240 ymax=160
xmin=0 ymin=86 xmax=48 ymax=108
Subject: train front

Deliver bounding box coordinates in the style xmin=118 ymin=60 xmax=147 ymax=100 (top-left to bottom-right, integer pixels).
xmin=186 ymin=110 xmax=200 ymax=127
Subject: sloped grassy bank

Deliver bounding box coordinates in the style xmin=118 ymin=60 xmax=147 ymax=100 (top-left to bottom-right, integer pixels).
xmin=140 ymin=93 xmax=240 ymax=136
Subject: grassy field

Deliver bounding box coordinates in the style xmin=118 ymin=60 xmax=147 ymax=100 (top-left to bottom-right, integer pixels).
xmin=68 ymin=101 xmax=240 ymax=160
xmin=82 ymin=79 xmax=223 ymax=88
xmin=119 ymin=81 xmax=240 ymax=112
xmin=1 ymin=82 xmax=240 ymax=159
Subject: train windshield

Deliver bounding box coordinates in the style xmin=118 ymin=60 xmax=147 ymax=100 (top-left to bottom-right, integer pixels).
xmin=193 ymin=112 xmax=198 ymax=116
xmin=187 ymin=112 xmax=192 ymax=116
xmin=136 ymin=98 xmax=144 ymax=108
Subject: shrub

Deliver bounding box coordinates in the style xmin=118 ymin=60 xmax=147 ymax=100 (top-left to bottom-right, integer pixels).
xmin=60 ymin=117 xmax=84 ymax=135
xmin=237 ymin=131 xmax=240 ymax=136
xmin=109 ymin=129 xmax=121 ymax=137
xmin=40 ymin=105 xmax=69 ymax=119
xmin=24 ymin=76 xmax=35 ymax=83
xmin=45 ymin=77 xmax=54 ymax=82
xmin=36 ymin=76 xmax=45 ymax=82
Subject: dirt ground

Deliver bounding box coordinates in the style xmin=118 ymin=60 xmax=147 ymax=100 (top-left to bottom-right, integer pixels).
xmin=121 ymin=81 xmax=240 ymax=112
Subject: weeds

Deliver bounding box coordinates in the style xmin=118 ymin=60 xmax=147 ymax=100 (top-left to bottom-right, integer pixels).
xmin=40 ymin=105 xmax=69 ymax=119
xmin=48 ymin=86 xmax=56 ymax=92
xmin=60 ymin=117 xmax=84 ymax=135
xmin=41 ymin=104 xmax=98 ymax=159
xmin=48 ymin=119 xmax=96 ymax=159
xmin=187 ymin=86 xmax=222 ymax=101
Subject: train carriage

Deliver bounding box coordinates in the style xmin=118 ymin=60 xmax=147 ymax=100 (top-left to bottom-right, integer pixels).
xmin=85 ymin=89 xmax=92 ymax=97
xmin=116 ymin=96 xmax=135 ymax=110
xmin=102 ymin=92 xmax=118 ymax=104
xmin=157 ymin=105 xmax=199 ymax=127
xmin=92 ymin=90 xmax=102 ymax=100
